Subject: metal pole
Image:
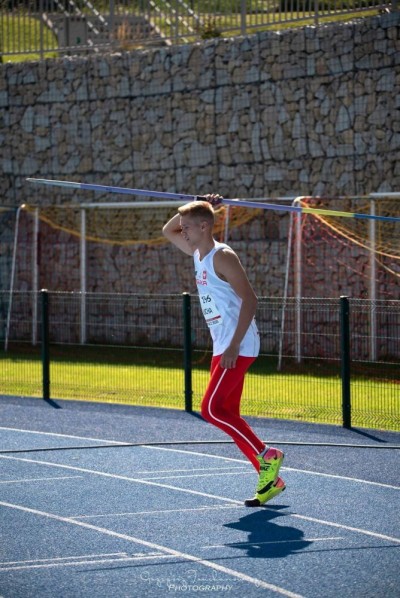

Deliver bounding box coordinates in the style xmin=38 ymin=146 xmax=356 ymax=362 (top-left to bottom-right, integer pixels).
xmin=240 ymin=0 xmax=247 ymax=35
xmin=314 ymin=0 xmax=319 ymax=26
xmin=80 ymin=208 xmax=87 ymax=345
xmin=175 ymin=2 xmax=179 ymax=41
xmin=109 ymin=0 xmax=115 ymax=46
xmin=340 ymin=295 xmax=351 ymax=429
xmin=278 ymin=210 xmax=295 ymax=371
xmin=41 ymin=289 xmax=50 ymax=401
xmin=5 ymin=206 xmax=22 ymax=352
xmin=224 ymin=206 xmax=230 ymax=244
xmin=39 ymin=0 xmax=44 ymax=59
xmin=294 ymin=199 xmax=302 ymax=364
xmin=182 ymin=292 xmax=193 ymax=412
xmin=32 ymin=208 xmax=39 ymax=346
xmin=369 ymin=199 xmax=377 ymax=361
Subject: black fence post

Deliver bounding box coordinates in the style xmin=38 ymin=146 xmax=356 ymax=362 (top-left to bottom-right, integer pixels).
xmin=182 ymin=292 xmax=193 ymax=412
xmin=41 ymin=289 xmax=50 ymax=401
xmin=340 ymin=295 xmax=351 ymax=428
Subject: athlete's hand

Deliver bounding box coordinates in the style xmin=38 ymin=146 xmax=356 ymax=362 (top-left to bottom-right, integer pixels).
xmin=196 ymin=193 xmax=223 ymax=207
xmin=220 ymin=344 xmax=240 ymax=369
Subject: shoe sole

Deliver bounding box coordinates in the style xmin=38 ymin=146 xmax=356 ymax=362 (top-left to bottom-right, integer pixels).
xmin=244 ymin=484 xmax=286 ymax=508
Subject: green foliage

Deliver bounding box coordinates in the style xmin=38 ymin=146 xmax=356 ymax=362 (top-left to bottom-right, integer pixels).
xmin=197 ymin=16 xmax=222 ymax=39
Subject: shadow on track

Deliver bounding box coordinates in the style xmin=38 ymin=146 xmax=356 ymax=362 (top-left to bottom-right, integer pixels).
xmin=223 ymin=506 xmax=312 ymax=558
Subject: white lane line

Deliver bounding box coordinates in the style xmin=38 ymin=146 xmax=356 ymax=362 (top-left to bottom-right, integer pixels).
xmin=0 ymin=426 xmax=128 ymax=445
xmin=0 ymin=500 xmax=304 ymax=598
xmin=0 ymin=454 xmax=241 ymax=505
xmin=1 ymin=552 xmax=128 ymax=565
xmin=142 ymin=471 xmax=253 ymax=480
xmin=147 ymin=446 xmax=400 ymax=490
xmin=283 ymin=467 xmax=400 ymax=491
xmin=3 ymin=427 xmax=396 ymax=489
xmin=0 ymin=476 xmax=82 ymax=485
xmin=146 ymin=445 xmax=245 ymax=460
xmin=73 ymin=505 xmax=242 ymax=519
xmin=290 ymin=514 xmax=400 ymax=545
xmin=135 ymin=466 xmax=248 ymax=474
xmin=0 ymin=553 xmax=172 ymax=572
xmin=206 ymin=537 xmax=344 ymax=548
xmin=1 ymin=453 xmax=399 ymax=545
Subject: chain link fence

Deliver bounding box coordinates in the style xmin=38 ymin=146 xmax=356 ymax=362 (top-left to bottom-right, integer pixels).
xmin=1 ymin=290 xmax=399 ymax=430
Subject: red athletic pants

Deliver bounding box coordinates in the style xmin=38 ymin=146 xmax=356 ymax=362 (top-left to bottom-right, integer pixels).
xmin=201 ymin=355 xmax=265 ymax=471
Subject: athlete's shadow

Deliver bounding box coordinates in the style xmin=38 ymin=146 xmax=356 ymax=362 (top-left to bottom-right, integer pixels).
xmin=223 ymin=506 xmax=312 ymax=558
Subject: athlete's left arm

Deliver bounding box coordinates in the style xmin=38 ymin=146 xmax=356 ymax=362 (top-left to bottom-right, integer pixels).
xmin=214 ymin=248 xmax=258 ymax=368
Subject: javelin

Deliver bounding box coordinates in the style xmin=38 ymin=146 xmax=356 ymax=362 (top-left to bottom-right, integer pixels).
xmin=26 ymin=178 xmax=400 ymax=223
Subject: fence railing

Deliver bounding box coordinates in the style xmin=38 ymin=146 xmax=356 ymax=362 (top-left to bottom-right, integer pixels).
xmin=1 ymin=290 xmax=399 ymax=430
xmin=1 ymin=0 xmax=395 ymax=61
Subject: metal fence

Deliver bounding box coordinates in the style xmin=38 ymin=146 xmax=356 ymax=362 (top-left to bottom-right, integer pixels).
xmin=1 ymin=0 xmax=395 ymax=61
xmin=1 ymin=290 xmax=399 ymax=430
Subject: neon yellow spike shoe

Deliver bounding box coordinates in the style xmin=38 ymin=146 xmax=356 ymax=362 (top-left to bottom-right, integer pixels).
xmin=252 ymin=447 xmax=284 ymax=501
xmin=245 ymin=476 xmax=286 ymax=507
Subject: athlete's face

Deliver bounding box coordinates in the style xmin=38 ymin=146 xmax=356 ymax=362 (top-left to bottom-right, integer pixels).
xmin=180 ymin=215 xmax=205 ymax=247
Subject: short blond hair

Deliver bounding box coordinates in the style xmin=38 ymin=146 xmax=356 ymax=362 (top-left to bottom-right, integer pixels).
xmin=178 ymin=201 xmax=215 ymax=225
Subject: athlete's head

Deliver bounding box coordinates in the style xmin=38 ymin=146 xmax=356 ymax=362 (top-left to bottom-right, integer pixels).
xmin=178 ymin=201 xmax=215 ymax=225
xmin=178 ymin=201 xmax=215 ymax=248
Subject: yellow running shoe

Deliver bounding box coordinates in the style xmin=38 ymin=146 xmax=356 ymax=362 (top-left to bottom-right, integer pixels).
xmin=245 ymin=476 xmax=286 ymax=507
xmin=254 ymin=447 xmax=284 ymax=500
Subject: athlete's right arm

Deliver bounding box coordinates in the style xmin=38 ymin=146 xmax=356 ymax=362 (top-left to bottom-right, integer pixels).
xmin=162 ymin=212 xmax=194 ymax=256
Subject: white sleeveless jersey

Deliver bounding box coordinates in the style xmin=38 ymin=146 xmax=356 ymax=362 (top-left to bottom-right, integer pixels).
xmin=193 ymin=241 xmax=260 ymax=357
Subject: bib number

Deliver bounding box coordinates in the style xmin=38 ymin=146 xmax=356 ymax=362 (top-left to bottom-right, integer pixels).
xmin=199 ymin=293 xmax=222 ymax=327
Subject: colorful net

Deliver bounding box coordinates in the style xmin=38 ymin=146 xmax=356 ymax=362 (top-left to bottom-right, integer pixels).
xmin=21 ymin=203 xmax=261 ymax=246
xmin=295 ymin=196 xmax=400 ymax=299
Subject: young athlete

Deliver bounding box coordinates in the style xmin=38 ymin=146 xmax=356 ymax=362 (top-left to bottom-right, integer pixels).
xmin=162 ymin=195 xmax=285 ymax=506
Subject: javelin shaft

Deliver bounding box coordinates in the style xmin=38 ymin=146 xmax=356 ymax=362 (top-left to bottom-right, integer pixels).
xmin=26 ymin=178 xmax=400 ymax=222
xmin=302 ymin=205 xmax=400 ymax=222
xmin=223 ymin=198 xmax=300 ymax=212
xmin=26 ymin=178 xmax=297 ymax=211
xmin=226 ymin=201 xmax=400 ymax=221
xmin=26 ymin=178 xmax=198 ymax=202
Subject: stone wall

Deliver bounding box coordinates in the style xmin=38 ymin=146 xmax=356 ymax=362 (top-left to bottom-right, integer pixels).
xmin=0 ymin=12 xmax=399 ymax=300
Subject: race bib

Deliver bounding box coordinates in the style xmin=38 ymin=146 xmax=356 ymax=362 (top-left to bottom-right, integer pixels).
xmin=199 ymin=293 xmax=222 ymax=327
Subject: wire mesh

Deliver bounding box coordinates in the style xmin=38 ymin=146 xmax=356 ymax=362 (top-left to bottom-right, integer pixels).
xmin=1 ymin=291 xmax=399 ymax=430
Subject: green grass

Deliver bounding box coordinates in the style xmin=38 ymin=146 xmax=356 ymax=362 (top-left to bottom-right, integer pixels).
xmin=1 ymin=14 xmax=58 ymax=62
xmin=1 ymin=345 xmax=185 ymax=407
xmin=209 ymin=9 xmax=380 ymax=34
xmin=1 ymin=344 xmax=399 ymax=431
